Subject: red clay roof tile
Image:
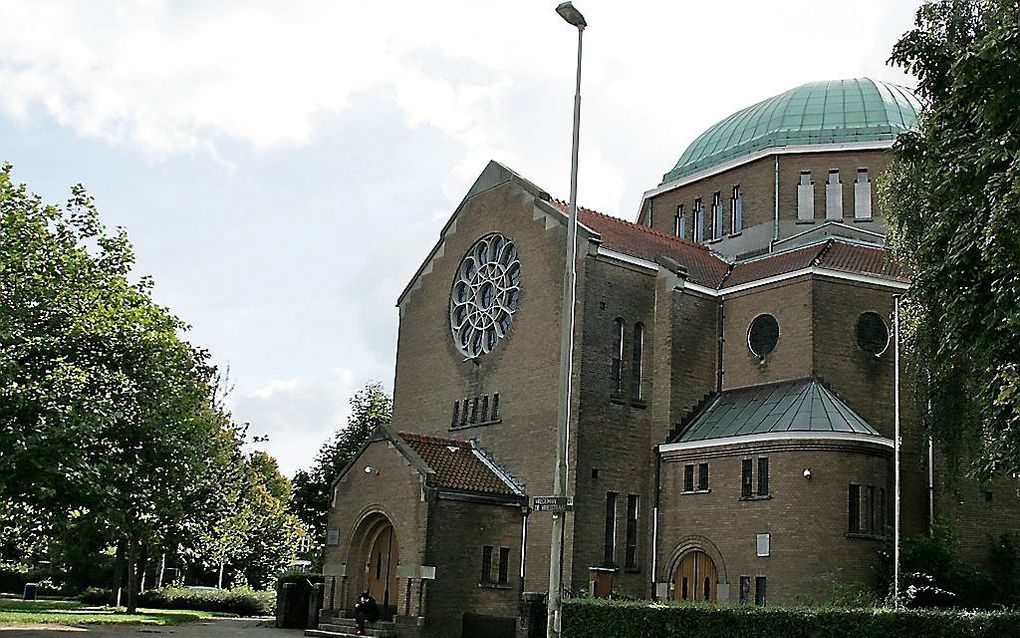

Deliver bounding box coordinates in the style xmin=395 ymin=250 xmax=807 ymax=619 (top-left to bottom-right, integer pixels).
xmin=398 ymin=432 xmax=519 ymax=497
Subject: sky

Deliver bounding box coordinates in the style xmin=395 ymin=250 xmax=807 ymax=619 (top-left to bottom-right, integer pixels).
xmin=0 ymin=0 xmax=923 ymax=476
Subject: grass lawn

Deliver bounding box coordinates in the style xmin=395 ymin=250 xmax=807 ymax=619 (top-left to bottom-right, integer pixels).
xmin=0 ymin=598 xmax=221 ymax=626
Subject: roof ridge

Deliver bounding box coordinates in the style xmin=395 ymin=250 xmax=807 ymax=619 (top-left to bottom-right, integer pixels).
xmin=398 ymin=431 xmax=470 ymax=447
xmin=551 ymin=198 xmax=713 ymax=253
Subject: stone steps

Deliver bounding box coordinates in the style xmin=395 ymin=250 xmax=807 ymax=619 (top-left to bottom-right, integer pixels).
xmin=305 ymin=618 xmax=397 ymax=638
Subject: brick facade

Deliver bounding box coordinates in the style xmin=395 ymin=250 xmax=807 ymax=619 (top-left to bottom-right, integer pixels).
xmin=320 ymin=134 xmax=1017 ymax=634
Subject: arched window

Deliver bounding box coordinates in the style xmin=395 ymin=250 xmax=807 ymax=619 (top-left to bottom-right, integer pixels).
xmin=632 ymin=323 xmax=645 ymax=400
xmin=611 ymin=318 xmax=624 ymax=396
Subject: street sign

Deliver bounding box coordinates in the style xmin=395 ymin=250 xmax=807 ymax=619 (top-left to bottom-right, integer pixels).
xmin=533 ymin=496 xmax=573 ymax=513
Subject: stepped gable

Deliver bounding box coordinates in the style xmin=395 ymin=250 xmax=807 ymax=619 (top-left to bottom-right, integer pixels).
xmin=398 ymin=432 xmax=519 ymax=496
xmin=549 ymin=199 xmax=730 ymax=288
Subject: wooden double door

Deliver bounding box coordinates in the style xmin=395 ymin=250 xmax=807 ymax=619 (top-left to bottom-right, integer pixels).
xmin=673 ymin=550 xmax=718 ymax=602
xmin=366 ymin=524 xmax=399 ymax=616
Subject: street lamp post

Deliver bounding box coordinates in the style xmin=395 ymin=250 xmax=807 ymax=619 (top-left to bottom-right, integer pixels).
xmin=548 ymin=3 xmax=586 ymax=638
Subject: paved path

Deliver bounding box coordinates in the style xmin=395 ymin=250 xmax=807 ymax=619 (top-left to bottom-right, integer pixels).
xmin=0 ymin=618 xmax=304 ymax=638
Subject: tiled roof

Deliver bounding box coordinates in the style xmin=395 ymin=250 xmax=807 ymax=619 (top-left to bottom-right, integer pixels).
xmin=548 ymin=200 xmax=906 ymax=289
xmin=818 ymin=241 xmax=907 ymax=281
xmin=398 ymin=432 xmax=521 ymax=497
xmin=550 ymin=200 xmax=730 ymax=288
xmin=723 ymin=244 xmax=823 ymax=288
xmin=677 ymin=378 xmax=884 ymax=443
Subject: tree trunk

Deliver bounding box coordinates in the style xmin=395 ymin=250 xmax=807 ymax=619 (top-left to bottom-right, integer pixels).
xmin=157 ymin=552 xmax=166 ymax=589
xmin=112 ymin=541 xmax=125 ymax=607
xmin=138 ymin=542 xmax=149 ymax=593
xmin=126 ymin=537 xmax=139 ymax=614
xmin=218 ymin=562 xmax=225 ymax=589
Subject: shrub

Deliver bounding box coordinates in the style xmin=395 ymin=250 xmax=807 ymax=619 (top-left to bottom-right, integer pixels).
xmin=77 ymin=587 xmax=115 ymax=605
xmin=275 ymin=570 xmax=323 ymax=590
xmin=139 ymin=586 xmax=275 ymax=616
xmin=562 ymin=599 xmax=1020 ymax=638
xmin=0 ymin=563 xmax=29 ymax=594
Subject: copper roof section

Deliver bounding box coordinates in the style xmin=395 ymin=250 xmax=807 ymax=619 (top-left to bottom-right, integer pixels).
xmin=398 ymin=432 xmax=521 ymax=497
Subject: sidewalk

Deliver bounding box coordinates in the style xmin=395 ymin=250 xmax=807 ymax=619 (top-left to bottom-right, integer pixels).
xmin=0 ymin=617 xmax=304 ymax=637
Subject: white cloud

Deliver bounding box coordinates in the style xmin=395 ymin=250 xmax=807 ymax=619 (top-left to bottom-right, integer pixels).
xmin=230 ymin=367 xmax=364 ymax=475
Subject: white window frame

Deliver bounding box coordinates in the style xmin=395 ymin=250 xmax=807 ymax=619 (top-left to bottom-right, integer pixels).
xmin=797 ymin=171 xmax=814 ymax=221
xmin=854 ymin=168 xmax=872 ymax=219
xmin=825 ymin=169 xmax=843 ymax=219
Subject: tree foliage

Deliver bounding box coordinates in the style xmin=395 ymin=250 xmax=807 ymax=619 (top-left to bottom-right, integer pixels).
xmin=0 ymin=164 xmax=296 ymax=607
xmin=290 ymin=383 xmax=392 ymax=544
xmin=881 ymin=0 xmax=1020 ymax=478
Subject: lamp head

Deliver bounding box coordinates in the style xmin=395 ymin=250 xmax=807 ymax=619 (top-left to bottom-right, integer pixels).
xmin=556 ymin=2 xmax=586 ymax=28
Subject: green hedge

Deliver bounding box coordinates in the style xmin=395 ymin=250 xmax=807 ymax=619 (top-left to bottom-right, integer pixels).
xmin=562 ymin=599 xmax=1020 ymax=638
xmin=139 ymin=586 xmax=275 ymax=616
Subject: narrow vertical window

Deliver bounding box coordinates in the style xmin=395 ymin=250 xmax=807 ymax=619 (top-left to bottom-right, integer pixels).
xmin=755 ymin=576 xmax=767 ymax=606
xmin=498 ymin=547 xmax=510 ymax=585
xmin=693 ymin=198 xmax=704 ymax=242
xmin=731 ymin=185 xmax=743 ymax=234
xmin=739 ymin=576 xmax=751 ymax=604
xmin=480 ymin=395 xmax=489 ymax=422
xmin=470 ymin=397 xmax=479 ymax=423
xmin=864 ymin=485 xmax=876 ymax=533
xmin=683 ymin=464 xmax=695 ymax=492
xmin=631 ymin=323 xmax=644 ymax=400
xmin=460 ymin=399 xmax=469 ymax=426
xmin=625 ymin=495 xmax=639 ymax=568
xmin=698 ymin=463 xmax=709 ymax=491
xmin=825 ymin=169 xmax=843 ymax=219
xmin=711 ymin=191 xmax=723 ymax=239
xmin=451 ymin=401 xmax=460 ymax=427
xmin=491 ymin=393 xmax=500 ymax=420
xmin=481 ymin=545 xmax=493 ymax=583
xmin=674 ymin=204 xmax=685 ymax=238
xmin=854 ymin=168 xmax=872 ymax=219
xmin=647 ymin=200 xmax=654 ymax=227
xmin=741 ymin=459 xmax=753 ymax=498
xmin=878 ymin=487 xmax=887 ymax=533
xmin=611 ymin=318 xmax=624 ymax=396
xmin=757 ymin=457 xmax=769 ymax=496
xmin=604 ymin=492 xmax=618 ymax=565
xmin=848 ymin=484 xmax=861 ymax=533
xmin=797 ymin=171 xmax=814 ymax=221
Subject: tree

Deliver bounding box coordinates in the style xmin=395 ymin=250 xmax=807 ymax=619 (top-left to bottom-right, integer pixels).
xmin=881 ymin=0 xmax=1020 ymax=478
xmin=200 ymin=451 xmax=302 ymax=589
xmin=289 ymin=383 xmax=392 ymax=544
xmin=0 ymin=164 xmax=246 ymax=611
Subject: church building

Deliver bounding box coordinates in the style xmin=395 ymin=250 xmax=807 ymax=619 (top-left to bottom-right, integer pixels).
xmin=316 ymin=78 xmax=1019 ymax=638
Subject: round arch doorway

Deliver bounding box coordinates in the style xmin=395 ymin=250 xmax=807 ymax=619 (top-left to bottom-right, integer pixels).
xmin=673 ymin=550 xmax=718 ymax=602
xmin=351 ymin=513 xmax=400 ymax=618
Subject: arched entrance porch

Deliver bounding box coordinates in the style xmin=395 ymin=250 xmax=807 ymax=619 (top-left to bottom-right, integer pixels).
xmin=673 ymin=550 xmax=718 ymax=602
xmin=348 ymin=512 xmax=400 ymax=619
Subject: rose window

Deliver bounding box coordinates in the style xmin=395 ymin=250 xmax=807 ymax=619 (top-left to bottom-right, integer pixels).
xmin=450 ymin=234 xmax=521 ymax=358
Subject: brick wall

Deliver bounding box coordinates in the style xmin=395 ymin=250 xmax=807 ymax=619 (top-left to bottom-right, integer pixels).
xmin=722 ymin=277 xmax=814 ymax=390
xmin=425 ymin=499 xmax=523 ymax=638
xmin=640 ymin=150 xmax=893 ymax=258
xmin=657 ymin=441 xmax=891 ymax=605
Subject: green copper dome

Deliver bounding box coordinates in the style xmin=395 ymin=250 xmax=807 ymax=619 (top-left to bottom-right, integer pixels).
xmin=662 ymin=78 xmax=920 ymax=184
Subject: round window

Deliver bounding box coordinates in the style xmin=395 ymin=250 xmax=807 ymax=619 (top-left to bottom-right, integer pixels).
xmin=449 ymin=233 xmax=521 ymax=358
xmin=747 ymin=314 xmax=780 ymax=359
xmin=856 ymin=311 xmax=890 ymax=355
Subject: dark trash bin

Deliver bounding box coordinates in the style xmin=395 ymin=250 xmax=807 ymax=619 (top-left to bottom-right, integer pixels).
xmin=23 ymin=583 xmax=38 ymax=601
